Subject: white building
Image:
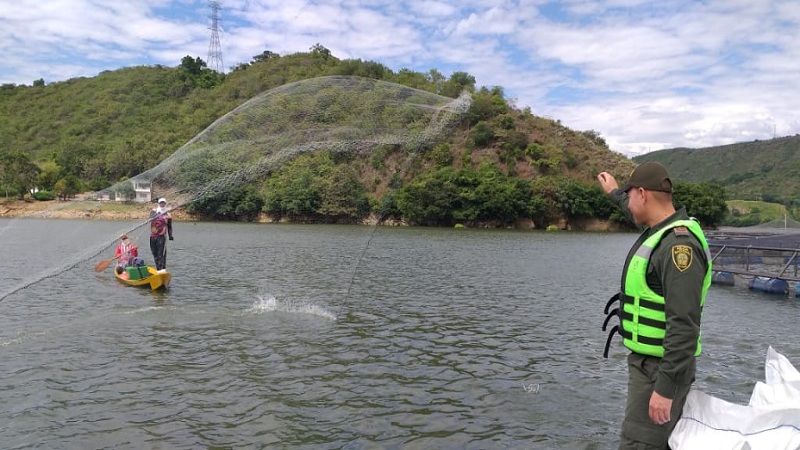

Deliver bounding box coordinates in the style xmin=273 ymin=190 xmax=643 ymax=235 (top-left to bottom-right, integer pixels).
xmin=131 ymin=180 xmax=151 ymax=203
xmin=111 ymin=180 xmax=151 ymax=203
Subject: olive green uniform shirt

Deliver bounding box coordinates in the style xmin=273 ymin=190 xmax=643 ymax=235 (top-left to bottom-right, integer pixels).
xmin=611 ymin=188 xmax=708 ymax=398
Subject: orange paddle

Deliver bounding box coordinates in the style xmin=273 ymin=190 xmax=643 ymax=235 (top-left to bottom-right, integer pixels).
xmin=94 ymin=255 xmax=120 ymax=272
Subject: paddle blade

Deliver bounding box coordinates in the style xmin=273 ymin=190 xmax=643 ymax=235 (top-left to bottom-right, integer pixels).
xmin=94 ymin=259 xmax=111 ymax=272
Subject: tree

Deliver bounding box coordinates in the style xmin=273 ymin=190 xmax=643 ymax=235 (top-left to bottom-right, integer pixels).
xmin=428 ymin=143 xmax=454 ymax=167
xmin=310 ymin=43 xmax=332 ymax=59
xmin=233 ymin=188 xmax=265 ymax=221
xmin=582 ymin=129 xmax=607 ymax=148
xmin=179 ymin=56 xmax=207 ymax=76
xmin=467 ymin=87 xmax=508 ymax=125
xmin=529 ymin=177 xmax=565 ymax=228
xmin=318 ymin=165 xmax=370 ymax=221
xmin=116 ymin=180 xmax=136 ymax=202
xmin=197 ymin=70 xmax=225 ymax=88
xmin=33 ymin=78 xmax=45 ymax=87
xmin=395 ymin=68 xmax=428 ymax=90
xmin=332 ymin=59 xmax=388 ymax=80
xmin=54 ymin=174 xmax=81 ymax=201
xmin=187 ymin=185 xmax=265 ymax=221
xmin=264 ymin=168 xmax=321 ymax=219
xmin=552 ymin=177 xmax=596 ymax=223
xmin=231 ymin=62 xmax=250 ymax=72
xmin=395 ymin=165 xmax=535 ymax=226
xmin=470 ymin=121 xmax=495 ymax=147
xmin=252 ymin=50 xmax=279 ymax=63
xmin=426 ymin=69 xmax=446 ymax=94
xmin=440 ymin=71 xmax=476 ymax=98
xmin=673 ymin=182 xmax=728 ymax=227
xmin=262 ymin=152 xmax=338 ymax=220
xmin=466 ymin=164 xmax=533 ymax=224
xmin=395 ymin=168 xmax=458 ymax=225
xmin=0 ymin=150 xmax=40 ymax=199
xmin=36 ymin=160 xmax=62 ymax=191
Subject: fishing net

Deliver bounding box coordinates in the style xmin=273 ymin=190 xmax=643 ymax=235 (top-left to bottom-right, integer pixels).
xmin=98 ymin=75 xmax=472 ymax=214
xmin=0 ymin=76 xmax=471 ymax=302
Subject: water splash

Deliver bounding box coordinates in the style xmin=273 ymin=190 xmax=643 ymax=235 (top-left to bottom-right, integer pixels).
xmin=248 ymin=295 xmax=337 ymax=321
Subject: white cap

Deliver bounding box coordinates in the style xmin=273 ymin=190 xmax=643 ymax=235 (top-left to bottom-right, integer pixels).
xmin=158 ymin=198 xmax=167 ymax=204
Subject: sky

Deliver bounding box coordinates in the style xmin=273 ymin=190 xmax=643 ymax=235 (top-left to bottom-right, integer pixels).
xmin=2 ymin=0 xmax=800 ymax=157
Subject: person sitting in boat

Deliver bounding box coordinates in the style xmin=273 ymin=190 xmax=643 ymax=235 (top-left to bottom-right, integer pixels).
xmin=114 ymin=234 xmax=139 ymax=274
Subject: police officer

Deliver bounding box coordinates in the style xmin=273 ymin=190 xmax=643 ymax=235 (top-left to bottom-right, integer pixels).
xmin=597 ymin=161 xmax=712 ymax=449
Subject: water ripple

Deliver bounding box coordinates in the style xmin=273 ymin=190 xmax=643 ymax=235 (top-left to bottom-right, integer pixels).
xmin=0 ymin=222 xmax=797 ymax=448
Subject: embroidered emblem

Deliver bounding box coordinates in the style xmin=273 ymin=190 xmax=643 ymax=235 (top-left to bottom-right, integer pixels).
xmin=672 ymin=245 xmax=693 ymax=272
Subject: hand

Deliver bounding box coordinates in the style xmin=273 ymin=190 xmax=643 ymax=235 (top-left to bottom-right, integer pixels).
xmin=649 ymin=391 xmax=673 ymax=425
xmin=169 ymin=236 xmax=174 ymax=241
xmin=597 ymin=172 xmax=619 ymax=194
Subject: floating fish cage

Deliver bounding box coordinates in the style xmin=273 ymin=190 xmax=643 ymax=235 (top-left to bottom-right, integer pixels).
xmin=711 ymin=271 xmax=735 ymax=286
xmin=709 ymin=242 xmax=800 ymax=297
xmin=747 ymin=276 xmax=790 ymax=295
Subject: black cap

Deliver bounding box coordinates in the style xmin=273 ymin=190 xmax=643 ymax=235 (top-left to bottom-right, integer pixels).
xmin=620 ymin=161 xmax=672 ymax=193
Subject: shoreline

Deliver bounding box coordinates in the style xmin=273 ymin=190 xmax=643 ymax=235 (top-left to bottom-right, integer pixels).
xmin=0 ymin=199 xmax=612 ymax=230
xmin=0 ymin=199 xmax=194 ymax=221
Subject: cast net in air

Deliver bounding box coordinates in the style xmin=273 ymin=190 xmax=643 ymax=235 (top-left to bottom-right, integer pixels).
xmin=98 ymin=75 xmax=472 ymax=216
xmin=0 ymin=76 xmax=471 ymax=303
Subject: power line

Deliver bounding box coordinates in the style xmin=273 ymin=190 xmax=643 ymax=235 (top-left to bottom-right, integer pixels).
xmin=295 ymin=0 xmax=313 ymax=18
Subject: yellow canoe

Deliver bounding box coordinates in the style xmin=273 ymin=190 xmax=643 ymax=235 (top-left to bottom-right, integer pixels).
xmin=114 ymin=266 xmax=172 ymax=290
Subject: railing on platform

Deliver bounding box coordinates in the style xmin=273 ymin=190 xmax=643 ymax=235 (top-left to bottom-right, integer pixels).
xmin=709 ymin=243 xmax=800 ymax=296
xmin=711 ymin=244 xmax=800 ymax=280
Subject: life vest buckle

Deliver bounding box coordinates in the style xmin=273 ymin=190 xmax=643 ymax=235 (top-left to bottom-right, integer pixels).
xmin=601 ymin=293 xmax=622 ymax=358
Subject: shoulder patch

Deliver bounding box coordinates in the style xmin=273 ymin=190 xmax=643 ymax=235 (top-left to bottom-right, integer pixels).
xmin=673 ymin=226 xmax=690 ymax=236
xmin=671 ymin=245 xmax=693 ymax=272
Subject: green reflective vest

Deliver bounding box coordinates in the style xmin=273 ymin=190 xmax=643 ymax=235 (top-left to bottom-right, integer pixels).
xmin=620 ymin=219 xmax=712 ymax=357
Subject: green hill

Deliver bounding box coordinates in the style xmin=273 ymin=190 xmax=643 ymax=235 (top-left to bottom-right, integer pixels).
xmin=0 ymin=50 xmax=634 ymax=191
xmin=1 ymin=49 xmax=646 ymax=226
xmin=633 ymin=135 xmax=800 ymax=202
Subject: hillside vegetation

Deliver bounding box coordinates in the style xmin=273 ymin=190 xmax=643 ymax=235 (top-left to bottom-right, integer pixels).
xmin=633 ymin=135 xmax=800 ymax=202
xmin=1 ymin=46 xmax=728 ymax=227
xmin=725 ymin=200 xmax=790 ymax=227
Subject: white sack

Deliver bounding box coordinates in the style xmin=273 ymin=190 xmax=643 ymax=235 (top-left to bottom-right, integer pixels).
xmin=764 ymin=346 xmax=800 ymax=385
xmin=669 ymin=346 xmax=800 ymax=450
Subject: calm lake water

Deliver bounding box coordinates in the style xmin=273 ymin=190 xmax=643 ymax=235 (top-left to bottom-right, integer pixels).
xmin=0 ymin=218 xmax=798 ymax=449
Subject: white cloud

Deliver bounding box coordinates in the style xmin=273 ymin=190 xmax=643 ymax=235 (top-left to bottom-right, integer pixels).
xmin=1 ymin=0 xmax=799 ymax=156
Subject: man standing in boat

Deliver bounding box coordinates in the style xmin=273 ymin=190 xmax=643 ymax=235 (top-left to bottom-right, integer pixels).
xmin=597 ymin=161 xmax=712 ymax=449
xmin=149 ymin=197 xmax=174 ymax=271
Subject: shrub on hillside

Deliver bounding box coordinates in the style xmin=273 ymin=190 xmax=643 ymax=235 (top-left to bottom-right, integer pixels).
xmin=32 ymin=190 xmax=55 ymax=201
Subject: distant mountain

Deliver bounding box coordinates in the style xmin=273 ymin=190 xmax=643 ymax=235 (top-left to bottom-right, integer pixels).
xmin=633 ymin=135 xmax=800 ymax=201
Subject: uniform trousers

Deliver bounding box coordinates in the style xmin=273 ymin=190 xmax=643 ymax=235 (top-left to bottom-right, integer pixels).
xmin=619 ymin=353 xmax=694 ymax=450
